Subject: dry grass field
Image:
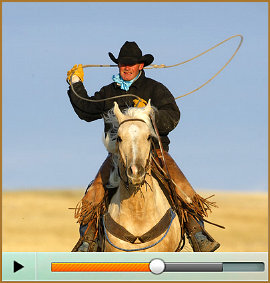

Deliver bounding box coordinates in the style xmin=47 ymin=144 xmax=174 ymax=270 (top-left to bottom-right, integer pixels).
xmin=2 ymin=189 xmax=268 ymax=252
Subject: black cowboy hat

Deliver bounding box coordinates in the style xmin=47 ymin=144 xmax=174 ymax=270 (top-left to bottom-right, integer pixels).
xmin=108 ymin=41 xmax=154 ymax=67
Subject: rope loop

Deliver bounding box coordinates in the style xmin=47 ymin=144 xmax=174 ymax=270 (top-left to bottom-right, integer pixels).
xmin=69 ymin=34 xmax=243 ymax=101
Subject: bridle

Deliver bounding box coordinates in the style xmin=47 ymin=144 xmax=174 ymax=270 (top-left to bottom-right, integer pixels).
xmin=118 ymin=118 xmax=148 ymax=127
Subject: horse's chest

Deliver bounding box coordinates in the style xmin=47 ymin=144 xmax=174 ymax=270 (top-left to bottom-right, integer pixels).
xmin=108 ymin=208 xmax=156 ymax=235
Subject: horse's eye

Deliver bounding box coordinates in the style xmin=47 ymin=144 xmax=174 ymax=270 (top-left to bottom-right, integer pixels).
xmin=117 ymin=136 xmax=122 ymax=142
xmin=147 ymin=135 xmax=151 ymax=141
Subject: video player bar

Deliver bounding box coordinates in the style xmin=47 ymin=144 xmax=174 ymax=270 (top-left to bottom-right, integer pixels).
xmin=51 ymin=260 xmax=265 ymax=274
xmin=3 ymin=252 xmax=268 ymax=281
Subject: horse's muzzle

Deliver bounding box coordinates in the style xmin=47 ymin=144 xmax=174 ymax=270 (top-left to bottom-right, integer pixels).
xmin=127 ymin=165 xmax=146 ymax=185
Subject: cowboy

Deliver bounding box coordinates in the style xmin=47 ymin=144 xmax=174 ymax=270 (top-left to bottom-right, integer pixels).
xmin=66 ymin=41 xmax=220 ymax=252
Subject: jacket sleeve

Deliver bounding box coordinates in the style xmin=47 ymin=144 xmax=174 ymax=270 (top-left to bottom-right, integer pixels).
xmin=151 ymin=83 xmax=180 ymax=135
xmin=67 ymin=81 xmax=105 ymax=122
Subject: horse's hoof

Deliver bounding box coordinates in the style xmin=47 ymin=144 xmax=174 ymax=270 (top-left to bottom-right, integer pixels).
xmin=78 ymin=242 xmax=90 ymax=252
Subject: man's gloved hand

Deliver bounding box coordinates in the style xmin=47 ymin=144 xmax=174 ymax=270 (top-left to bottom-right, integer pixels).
xmin=133 ymin=98 xmax=147 ymax=108
xmin=67 ymin=64 xmax=84 ymax=83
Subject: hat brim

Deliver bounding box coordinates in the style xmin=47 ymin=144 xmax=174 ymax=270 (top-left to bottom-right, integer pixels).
xmin=108 ymin=52 xmax=154 ymax=67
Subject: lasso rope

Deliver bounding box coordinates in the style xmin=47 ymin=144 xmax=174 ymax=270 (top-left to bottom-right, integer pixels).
xmin=70 ymin=34 xmax=243 ymax=101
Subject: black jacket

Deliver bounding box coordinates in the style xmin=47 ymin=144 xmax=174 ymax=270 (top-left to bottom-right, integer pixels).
xmin=67 ymin=70 xmax=180 ymax=151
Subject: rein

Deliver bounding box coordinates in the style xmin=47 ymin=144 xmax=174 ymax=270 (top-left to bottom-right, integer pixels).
xmin=150 ymin=114 xmax=186 ymax=216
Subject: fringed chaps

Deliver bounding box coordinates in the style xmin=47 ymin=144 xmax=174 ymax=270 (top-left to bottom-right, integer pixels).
xmin=73 ymin=150 xmax=219 ymax=238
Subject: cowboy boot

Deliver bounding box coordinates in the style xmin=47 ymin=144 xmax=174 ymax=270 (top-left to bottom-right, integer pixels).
xmin=155 ymin=149 xmax=220 ymax=252
xmin=73 ymin=154 xmax=113 ymax=252
xmin=72 ymin=224 xmax=99 ymax=252
xmin=184 ymin=214 xmax=220 ymax=252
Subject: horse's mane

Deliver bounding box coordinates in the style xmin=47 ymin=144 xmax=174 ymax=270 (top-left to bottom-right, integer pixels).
xmin=102 ymin=106 xmax=157 ymax=189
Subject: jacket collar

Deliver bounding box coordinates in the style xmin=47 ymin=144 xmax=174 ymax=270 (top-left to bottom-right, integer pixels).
xmin=131 ymin=70 xmax=146 ymax=89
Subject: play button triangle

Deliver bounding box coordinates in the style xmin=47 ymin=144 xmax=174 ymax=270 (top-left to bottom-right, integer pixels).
xmin=14 ymin=261 xmax=24 ymax=273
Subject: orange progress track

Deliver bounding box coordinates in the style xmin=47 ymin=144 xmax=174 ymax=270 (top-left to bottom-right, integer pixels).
xmin=51 ymin=262 xmax=150 ymax=272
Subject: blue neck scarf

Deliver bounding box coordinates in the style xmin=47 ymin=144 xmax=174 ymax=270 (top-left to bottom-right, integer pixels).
xmin=112 ymin=71 xmax=141 ymax=91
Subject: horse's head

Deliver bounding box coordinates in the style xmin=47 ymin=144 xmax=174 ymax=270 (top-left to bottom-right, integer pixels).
xmin=114 ymin=100 xmax=156 ymax=186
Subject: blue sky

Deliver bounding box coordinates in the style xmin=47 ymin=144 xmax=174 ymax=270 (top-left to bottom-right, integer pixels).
xmin=2 ymin=2 xmax=268 ymax=191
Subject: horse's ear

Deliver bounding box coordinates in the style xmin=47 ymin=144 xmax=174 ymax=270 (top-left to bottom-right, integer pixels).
xmin=114 ymin=102 xmax=125 ymax=123
xmin=144 ymin=99 xmax=153 ymax=117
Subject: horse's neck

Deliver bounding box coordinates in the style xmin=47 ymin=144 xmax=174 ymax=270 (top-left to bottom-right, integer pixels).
xmin=119 ymin=176 xmax=155 ymax=216
xmin=108 ymin=169 xmax=170 ymax=223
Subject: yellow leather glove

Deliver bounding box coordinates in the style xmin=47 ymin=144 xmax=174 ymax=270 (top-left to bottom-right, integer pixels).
xmin=67 ymin=64 xmax=84 ymax=83
xmin=133 ymin=98 xmax=147 ymax=108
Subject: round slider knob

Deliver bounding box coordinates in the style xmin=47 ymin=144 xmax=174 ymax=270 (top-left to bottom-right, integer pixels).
xmin=149 ymin=259 xmax=165 ymax=275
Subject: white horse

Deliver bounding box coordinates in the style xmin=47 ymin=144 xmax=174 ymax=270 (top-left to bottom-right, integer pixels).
xmin=101 ymin=100 xmax=182 ymax=252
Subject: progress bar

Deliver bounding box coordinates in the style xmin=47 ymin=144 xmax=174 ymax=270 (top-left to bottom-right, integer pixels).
xmin=51 ymin=260 xmax=265 ymax=274
xmin=51 ymin=262 xmax=149 ymax=272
